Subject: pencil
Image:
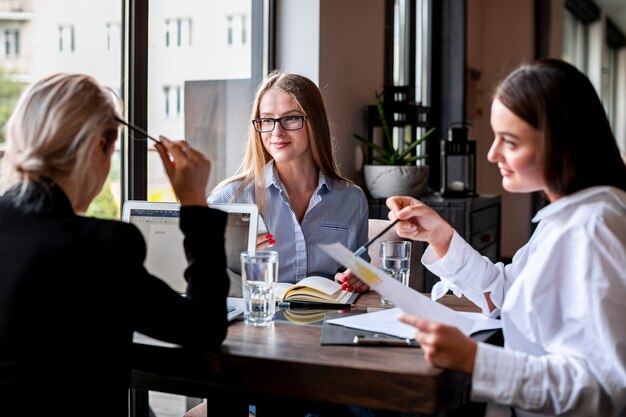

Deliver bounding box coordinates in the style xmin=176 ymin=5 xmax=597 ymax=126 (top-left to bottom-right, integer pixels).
xmin=353 ymin=218 xmax=400 ymax=257
xmin=115 ymin=116 xmax=161 ymax=144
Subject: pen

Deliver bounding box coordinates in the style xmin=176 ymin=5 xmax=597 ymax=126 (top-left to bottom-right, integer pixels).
xmin=278 ymin=301 xmax=352 ymax=310
xmin=352 ymin=335 xmax=414 ymax=346
xmin=115 ymin=116 xmax=161 ymax=144
xmin=353 ymin=218 xmax=400 ymax=257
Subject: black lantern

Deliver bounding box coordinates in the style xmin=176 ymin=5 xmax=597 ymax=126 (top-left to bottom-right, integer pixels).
xmin=440 ymin=123 xmax=476 ymax=197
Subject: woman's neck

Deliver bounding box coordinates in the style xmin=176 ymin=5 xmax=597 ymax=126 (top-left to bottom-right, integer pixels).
xmin=275 ymin=160 xmax=319 ymax=222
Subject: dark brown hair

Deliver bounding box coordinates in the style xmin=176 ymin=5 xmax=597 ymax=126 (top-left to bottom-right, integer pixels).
xmin=495 ymin=58 xmax=626 ymax=195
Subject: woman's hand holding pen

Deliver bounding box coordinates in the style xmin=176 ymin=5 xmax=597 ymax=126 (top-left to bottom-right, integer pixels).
xmin=154 ymin=137 xmax=211 ymax=207
xmin=334 ymin=269 xmax=369 ymax=292
xmin=398 ymin=313 xmax=477 ymax=374
xmin=386 ymin=196 xmax=454 ymax=259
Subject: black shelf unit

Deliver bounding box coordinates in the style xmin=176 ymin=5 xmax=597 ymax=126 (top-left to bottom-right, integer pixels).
xmin=369 ymin=194 xmax=501 ymax=292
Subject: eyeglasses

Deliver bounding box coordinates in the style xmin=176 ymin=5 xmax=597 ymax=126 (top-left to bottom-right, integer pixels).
xmin=251 ymin=115 xmax=306 ymax=133
xmin=115 ymin=116 xmax=161 ymax=144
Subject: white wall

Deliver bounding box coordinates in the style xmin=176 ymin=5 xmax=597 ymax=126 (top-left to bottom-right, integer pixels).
xmin=275 ymin=0 xmax=321 ymax=83
xmin=275 ymin=0 xmax=385 ymax=187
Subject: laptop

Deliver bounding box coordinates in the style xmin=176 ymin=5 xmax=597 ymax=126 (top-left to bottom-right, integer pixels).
xmin=121 ymin=200 xmax=261 ymax=321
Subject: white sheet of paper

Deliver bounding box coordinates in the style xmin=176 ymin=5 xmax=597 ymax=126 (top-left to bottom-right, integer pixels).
xmin=326 ymin=307 xmax=502 ymax=338
xmin=319 ymin=242 xmax=502 ymax=336
xmin=326 ymin=307 xmax=417 ymax=338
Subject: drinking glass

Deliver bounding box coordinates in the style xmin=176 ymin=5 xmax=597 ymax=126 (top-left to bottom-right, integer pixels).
xmin=240 ymin=251 xmax=279 ymax=327
xmin=379 ymin=241 xmax=411 ymax=305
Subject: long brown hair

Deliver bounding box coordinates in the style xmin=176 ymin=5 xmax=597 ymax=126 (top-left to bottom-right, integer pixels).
xmin=210 ymin=70 xmax=347 ymax=215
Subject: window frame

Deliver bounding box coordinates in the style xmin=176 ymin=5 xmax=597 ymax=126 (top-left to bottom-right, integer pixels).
xmin=122 ymin=0 xmax=273 ymax=204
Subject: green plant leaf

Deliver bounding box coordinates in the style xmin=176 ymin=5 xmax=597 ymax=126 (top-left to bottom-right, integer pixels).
xmin=403 ymin=155 xmax=427 ymax=163
xmin=372 ymin=155 xmax=393 ymax=165
xmin=354 ymin=93 xmax=436 ymax=165
xmin=396 ymin=127 xmax=436 ymax=160
xmin=353 ymin=134 xmax=393 ymax=158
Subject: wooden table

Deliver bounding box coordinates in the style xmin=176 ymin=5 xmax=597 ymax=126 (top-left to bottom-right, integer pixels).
xmin=130 ymin=292 xmax=487 ymax=416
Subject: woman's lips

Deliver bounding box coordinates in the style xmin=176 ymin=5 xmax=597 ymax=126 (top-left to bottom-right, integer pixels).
xmin=271 ymin=141 xmax=290 ymax=149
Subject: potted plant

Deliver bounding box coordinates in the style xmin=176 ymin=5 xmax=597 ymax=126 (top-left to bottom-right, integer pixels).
xmin=354 ymin=90 xmax=435 ymax=199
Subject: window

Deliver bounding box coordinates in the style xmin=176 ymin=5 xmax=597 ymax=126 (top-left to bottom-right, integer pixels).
xmin=226 ymin=16 xmax=233 ymax=46
xmin=562 ymin=8 xmax=589 ymax=73
xmin=602 ymin=44 xmax=617 ymax=127
xmin=165 ymin=18 xmax=192 ymax=48
xmin=2 ymin=28 xmax=20 ymax=57
xmin=58 ymin=24 xmax=75 ymax=53
xmin=163 ymin=85 xmax=183 ymax=119
xmin=225 ymin=13 xmax=248 ymax=47
xmin=0 ymin=1 xmax=123 ymax=219
xmin=144 ymin=0 xmax=268 ymax=202
xmin=562 ymin=0 xmax=601 ymax=75
xmin=105 ymin=22 xmax=121 ymax=51
xmin=383 ymin=0 xmax=432 ymax=168
xmin=603 ymin=18 xmax=625 ymax=140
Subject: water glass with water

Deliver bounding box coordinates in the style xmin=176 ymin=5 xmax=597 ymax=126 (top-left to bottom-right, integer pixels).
xmin=379 ymin=240 xmax=411 ymax=305
xmin=240 ymin=251 xmax=279 ymax=327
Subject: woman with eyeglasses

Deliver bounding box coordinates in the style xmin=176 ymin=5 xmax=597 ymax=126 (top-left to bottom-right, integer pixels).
xmin=208 ymin=70 xmax=370 ymax=292
xmin=0 ymin=73 xmax=230 ymax=417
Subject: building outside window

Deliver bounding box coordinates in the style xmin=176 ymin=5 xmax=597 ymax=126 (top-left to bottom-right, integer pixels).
xmin=1 ymin=0 xmax=269 ymax=214
xmin=0 ymin=0 xmax=123 ymax=219
xmin=147 ymin=0 xmax=266 ymax=202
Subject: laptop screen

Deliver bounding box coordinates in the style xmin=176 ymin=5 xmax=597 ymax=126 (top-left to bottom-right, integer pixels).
xmin=123 ymin=201 xmax=259 ymax=294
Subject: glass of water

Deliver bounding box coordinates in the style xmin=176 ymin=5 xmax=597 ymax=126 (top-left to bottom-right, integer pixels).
xmin=240 ymin=251 xmax=279 ymax=327
xmin=379 ymin=241 xmax=411 ymax=305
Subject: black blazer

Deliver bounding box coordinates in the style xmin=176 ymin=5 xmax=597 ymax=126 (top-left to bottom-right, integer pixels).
xmin=0 ymin=181 xmax=229 ymax=417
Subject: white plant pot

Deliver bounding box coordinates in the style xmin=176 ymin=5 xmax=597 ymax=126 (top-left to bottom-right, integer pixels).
xmin=363 ymin=165 xmax=429 ymax=199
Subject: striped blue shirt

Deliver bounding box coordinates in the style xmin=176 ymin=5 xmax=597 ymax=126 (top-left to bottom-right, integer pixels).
xmin=209 ymin=162 xmax=370 ymax=283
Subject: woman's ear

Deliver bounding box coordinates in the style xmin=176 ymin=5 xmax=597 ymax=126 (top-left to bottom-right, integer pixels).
xmin=99 ymin=135 xmax=116 ymax=154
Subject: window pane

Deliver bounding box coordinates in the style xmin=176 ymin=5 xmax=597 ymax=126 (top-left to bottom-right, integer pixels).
xmin=602 ymin=45 xmax=617 ymax=129
xmin=0 ymin=0 xmax=123 ymax=219
xmin=147 ymin=0 xmax=266 ymax=202
xmin=562 ymin=8 xmax=588 ymax=74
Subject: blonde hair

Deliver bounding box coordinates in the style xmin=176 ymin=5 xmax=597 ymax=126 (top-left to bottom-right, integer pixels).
xmin=210 ymin=70 xmax=347 ymax=215
xmin=0 ymin=73 xmax=120 ymax=199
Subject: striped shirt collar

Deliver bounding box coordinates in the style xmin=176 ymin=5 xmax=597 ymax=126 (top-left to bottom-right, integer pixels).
xmin=264 ymin=161 xmax=334 ymax=194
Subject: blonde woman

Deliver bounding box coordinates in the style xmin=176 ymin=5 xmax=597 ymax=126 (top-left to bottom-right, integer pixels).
xmin=0 ymin=73 xmax=230 ymax=417
xmin=209 ymin=71 xmax=369 ymax=291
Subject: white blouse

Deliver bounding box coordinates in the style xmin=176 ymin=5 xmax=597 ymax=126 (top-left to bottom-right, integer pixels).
xmin=423 ymin=186 xmax=626 ymax=417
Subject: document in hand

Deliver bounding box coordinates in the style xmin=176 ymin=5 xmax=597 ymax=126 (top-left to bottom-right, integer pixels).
xmin=319 ymin=242 xmax=502 ymax=336
xmin=275 ymin=276 xmax=358 ymax=305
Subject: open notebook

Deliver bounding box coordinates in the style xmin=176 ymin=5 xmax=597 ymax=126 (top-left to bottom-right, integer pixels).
xmin=121 ymin=201 xmax=260 ymax=321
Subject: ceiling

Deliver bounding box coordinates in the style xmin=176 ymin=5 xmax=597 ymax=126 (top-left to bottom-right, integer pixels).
xmin=595 ymin=0 xmax=626 ymax=34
